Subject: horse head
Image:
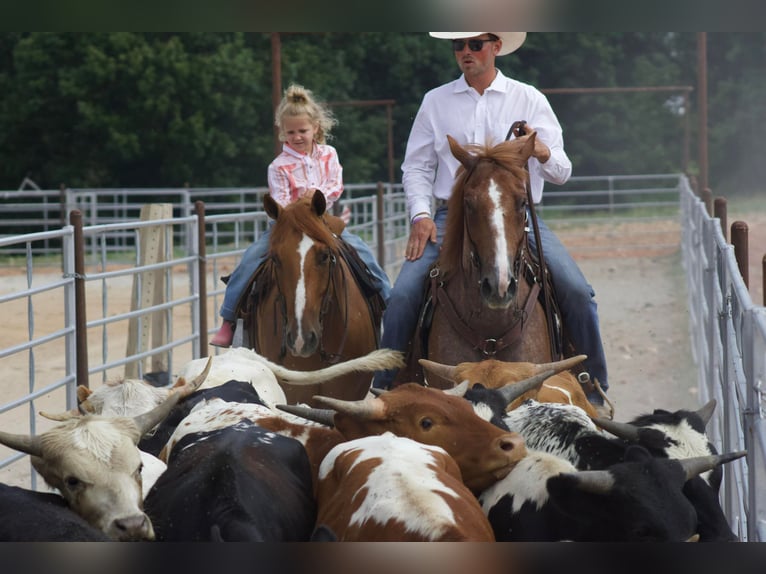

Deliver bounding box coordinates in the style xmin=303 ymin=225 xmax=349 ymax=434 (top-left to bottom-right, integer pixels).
xmin=264 ymin=190 xmax=341 ymax=358
xmin=442 ymin=134 xmax=536 ymax=309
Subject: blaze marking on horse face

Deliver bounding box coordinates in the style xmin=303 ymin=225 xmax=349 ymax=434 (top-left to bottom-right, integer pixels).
xmin=293 ymin=234 xmax=314 ymax=352
xmin=487 ymin=178 xmax=511 ymax=296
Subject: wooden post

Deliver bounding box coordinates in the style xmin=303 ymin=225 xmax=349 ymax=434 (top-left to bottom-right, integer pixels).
xmin=731 ymin=221 xmax=748 ymax=289
xmin=701 ymin=187 xmax=713 ymax=217
xmin=376 ymin=182 xmax=385 ymax=268
xmin=196 ymin=201 xmax=209 ymax=355
xmin=714 ymin=197 xmax=727 ymax=242
xmin=125 ymin=204 xmax=173 ymax=378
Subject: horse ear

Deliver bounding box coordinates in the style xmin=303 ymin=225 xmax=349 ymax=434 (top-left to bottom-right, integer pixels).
xmin=264 ymin=194 xmax=281 ymax=220
xmin=447 ymin=135 xmax=477 ymax=171
xmin=521 ymin=131 xmax=536 ymax=162
xmin=311 ymin=189 xmax=327 ymax=216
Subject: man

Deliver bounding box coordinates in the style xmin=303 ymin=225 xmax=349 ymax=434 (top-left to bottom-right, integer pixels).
xmin=373 ymin=32 xmax=609 ymax=409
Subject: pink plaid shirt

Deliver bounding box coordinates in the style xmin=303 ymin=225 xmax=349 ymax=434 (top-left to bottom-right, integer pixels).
xmin=267 ymin=142 xmax=344 ymax=209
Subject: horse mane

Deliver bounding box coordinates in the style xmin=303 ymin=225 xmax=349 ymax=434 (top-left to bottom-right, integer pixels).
xmin=440 ymin=141 xmax=529 ymax=276
xmin=269 ymin=197 xmax=340 ymax=254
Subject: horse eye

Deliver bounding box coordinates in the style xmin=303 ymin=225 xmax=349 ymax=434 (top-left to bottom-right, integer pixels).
xmin=419 ymin=417 xmax=433 ymax=431
xmin=317 ymin=250 xmax=331 ymax=264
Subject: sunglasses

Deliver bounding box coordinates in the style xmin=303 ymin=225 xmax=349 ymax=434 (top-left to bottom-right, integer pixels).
xmin=452 ymin=38 xmax=495 ymax=52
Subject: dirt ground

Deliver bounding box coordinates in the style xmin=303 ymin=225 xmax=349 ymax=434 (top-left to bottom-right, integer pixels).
xmin=1 ymin=210 xmax=765 ymax=487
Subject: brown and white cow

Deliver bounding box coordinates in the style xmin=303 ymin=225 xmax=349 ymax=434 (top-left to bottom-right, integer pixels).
xmin=312 ymin=383 xmax=527 ymax=493
xmin=419 ymin=354 xmax=599 ymax=418
xmin=0 ymin=358 xmax=212 ymax=541
xmin=315 ymin=433 xmax=495 ymax=541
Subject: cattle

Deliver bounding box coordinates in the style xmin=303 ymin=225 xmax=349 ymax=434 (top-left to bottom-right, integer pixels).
xmin=0 ymin=484 xmax=109 ymax=541
xmin=315 ymin=433 xmax=495 ymax=541
xmin=419 ymin=354 xmax=602 ymax=418
xmin=0 ymin=358 xmax=212 ymax=540
xmin=478 ymin=445 xmax=745 ymax=542
xmin=310 ymin=383 xmax=527 ymax=493
xmin=157 ymin=396 xmax=345 ymax=495
xmin=144 ymin=421 xmax=315 ymax=541
xmin=461 ymin=384 xmax=740 ymax=542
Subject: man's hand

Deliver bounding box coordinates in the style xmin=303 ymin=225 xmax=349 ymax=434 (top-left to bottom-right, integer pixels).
xmin=513 ymin=123 xmax=551 ymax=164
xmin=405 ymin=217 xmax=437 ymax=261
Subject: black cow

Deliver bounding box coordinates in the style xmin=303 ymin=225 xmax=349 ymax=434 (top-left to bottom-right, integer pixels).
xmin=0 ymin=484 xmax=109 ymax=541
xmin=144 ymin=421 xmax=316 ymax=541
xmin=478 ymin=445 xmax=744 ymax=542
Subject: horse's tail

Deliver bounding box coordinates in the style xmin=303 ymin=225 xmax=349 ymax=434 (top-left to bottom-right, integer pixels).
xmin=246 ymin=348 xmax=405 ymax=386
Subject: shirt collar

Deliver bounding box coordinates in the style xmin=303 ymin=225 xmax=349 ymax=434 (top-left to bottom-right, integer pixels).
xmin=454 ymin=68 xmax=509 ymax=94
xmin=282 ymin=142 xmax=319 ymax=159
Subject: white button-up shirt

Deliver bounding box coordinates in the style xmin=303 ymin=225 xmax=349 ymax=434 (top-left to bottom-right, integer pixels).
xmin=402 ymin=69 xmax=572 ymax=219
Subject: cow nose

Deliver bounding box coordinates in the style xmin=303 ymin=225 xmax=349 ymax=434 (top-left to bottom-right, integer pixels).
xmin=113 ymin=514 xmax=155 ymax=541
xmin=498 ymin=432 xmax=526 ymax=455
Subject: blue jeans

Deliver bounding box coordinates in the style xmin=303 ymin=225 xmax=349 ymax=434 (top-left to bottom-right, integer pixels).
xmin=373 ymin=207 xmax=608 ymax=399
xmin=219 ymin=225 xmax=390 ymax=322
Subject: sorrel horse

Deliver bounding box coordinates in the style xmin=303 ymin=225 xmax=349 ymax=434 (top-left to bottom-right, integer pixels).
xmin=241 ymin=190 xmax=384 ymax=405
xmin=397 ymin=133 xmax=562 ymax=388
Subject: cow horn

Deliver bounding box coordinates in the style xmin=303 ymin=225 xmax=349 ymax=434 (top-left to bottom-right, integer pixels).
xmin=38 ymin=409 xmax=81 ymax=422
xmin=0 ymin=430 xmax=44 ymax=458
xmin=132 ymin=393 xmax=186 ymax=439
xmin=276 ymin=404 xmax=336 ymax=427
xmin=533 ymin=354 xmax=587 ymax=375
xmin=497 ymin=369 xmax=556 ymax=405
xmin=172 ymin=356 xmax=213 ymax=398
xmin=442 ymin=380 xmax=470 ymax=397
xmin=570 ymin=469 xmax=615 ymax=494
xmin=418 ymin=359 xmax=458 ymax=384
xmin=312 ymin=395 xmax=386 ymax=420
xmin=678 ymin=450 xmax=746 ymax=481
xmin=368 ymin=388 xmax=387 ymax=397
xmin=590 ymin=417 xmax=640 ymax=441
xmin=695 ymin=399 xmax=716 ymax=427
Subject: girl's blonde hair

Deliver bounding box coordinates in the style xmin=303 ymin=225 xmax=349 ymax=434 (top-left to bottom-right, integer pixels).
xmin=275 ymin=84 xmax=337 ymax=145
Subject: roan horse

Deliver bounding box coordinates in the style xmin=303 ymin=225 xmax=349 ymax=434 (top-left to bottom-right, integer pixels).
xmin=397 ymin=133 xmax=562 ymax=388
xmin=240 ymin=190 xmax=385 ymax=406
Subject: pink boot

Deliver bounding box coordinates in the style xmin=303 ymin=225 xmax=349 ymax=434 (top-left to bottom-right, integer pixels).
xmin=210 ymin=320 xmax=234 ymax=347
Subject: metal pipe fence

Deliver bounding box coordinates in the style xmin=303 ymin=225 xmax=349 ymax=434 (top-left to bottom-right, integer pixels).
xmin=681 ymin=176 xmax=766 ymax=541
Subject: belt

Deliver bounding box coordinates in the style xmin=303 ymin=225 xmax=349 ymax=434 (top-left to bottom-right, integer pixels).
xmin=434 ymin=198 xmax=449 ymax=208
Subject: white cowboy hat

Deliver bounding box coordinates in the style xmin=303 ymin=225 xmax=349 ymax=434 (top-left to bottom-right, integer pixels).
xmin=429 ymin=32 xmax=527 ymax=56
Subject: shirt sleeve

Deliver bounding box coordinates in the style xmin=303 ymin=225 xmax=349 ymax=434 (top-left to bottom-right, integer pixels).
xmin=319 ymin=146 xmax=344 ymax=208
xmin=401 ymin=94 xmax=439 ymax=219
xmin=528 ymin=91 xmax=572 ymax=189
xmin=267 ymin=160 xmax=294 ymax=208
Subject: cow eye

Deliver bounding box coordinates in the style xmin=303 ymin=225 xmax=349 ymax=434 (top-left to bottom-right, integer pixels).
xmin=65 ymin=476 xmax=81 ymax=489
xmin=419 ymin=417 xmax=433 ymax=431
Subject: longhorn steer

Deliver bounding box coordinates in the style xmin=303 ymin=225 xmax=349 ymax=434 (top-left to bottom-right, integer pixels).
xmin=419 ymin=355 xmax=598 ymax=418
xmin=315 ymin=433 xmax=495 ymax=541
xmin=478 ymin=445 xmax=745 ymax=542
xmin=0 ymin=358 xmax=212 ymax=540
xmin=144 ymin=422 xmax=315 ymax=541
xmin=311 ymin=383 xmax=527 ymax=493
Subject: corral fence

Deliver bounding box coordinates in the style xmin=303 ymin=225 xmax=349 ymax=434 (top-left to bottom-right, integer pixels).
xmin=7 ymin=173 xmax=763 ymax=541
xmin=681 ymin=178 xmax=766 ymax=542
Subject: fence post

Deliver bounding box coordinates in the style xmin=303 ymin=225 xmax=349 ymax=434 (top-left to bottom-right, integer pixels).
xmin=70 ymin=209 xmax=89 ymax=388
xmin=714 ymin=196 xmax=727 ymax=242
xmin=196 ymin=201 xmax=209 ymax=355
xmin=701 ymin=187 xmax=713 ymax=217
xmin=125 ymin=204 xmax=173 ymax=378
xmin=731 ymin=221 xmax=749 ymax=289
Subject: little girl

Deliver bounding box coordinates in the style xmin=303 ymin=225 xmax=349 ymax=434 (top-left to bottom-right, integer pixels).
xmin=211 ymin=84 xmax=391 ymax=346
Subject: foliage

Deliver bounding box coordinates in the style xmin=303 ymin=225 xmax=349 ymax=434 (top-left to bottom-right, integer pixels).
xmin=0 ymin=32 xmax=761 ymax=194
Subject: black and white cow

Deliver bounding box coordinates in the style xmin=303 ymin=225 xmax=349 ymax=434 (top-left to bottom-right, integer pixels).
xmin=478 ymin=445 xmax=745 ymax=542
xmin=144 ymin=421 xmax=316 ymax=541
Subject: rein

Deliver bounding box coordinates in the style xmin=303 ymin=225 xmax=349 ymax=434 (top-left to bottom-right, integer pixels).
xmin=506 ymin=120 xmax=561 ymax=360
